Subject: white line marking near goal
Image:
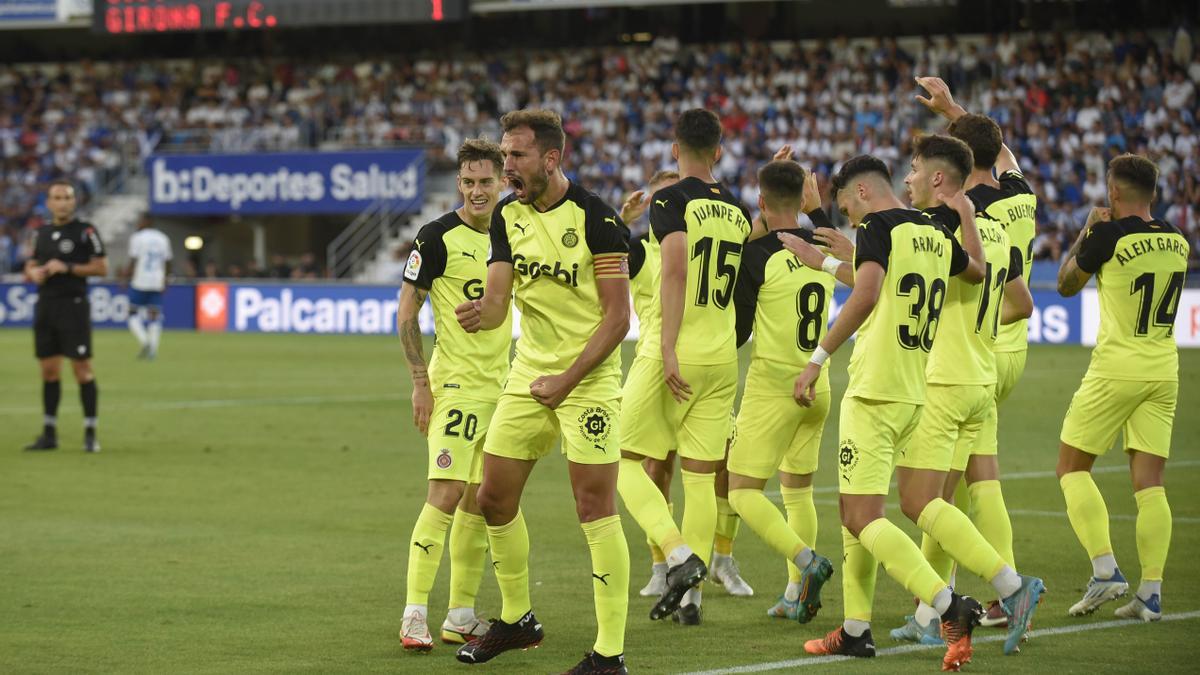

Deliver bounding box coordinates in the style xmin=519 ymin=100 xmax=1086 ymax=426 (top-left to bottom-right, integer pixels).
xmin=678 ymin=610 xmax=1200 ymax=674
xmin=0 ymin=393 xmax=403 ymax=415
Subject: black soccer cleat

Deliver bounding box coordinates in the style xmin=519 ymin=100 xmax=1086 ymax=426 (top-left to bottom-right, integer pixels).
xmin=561 ymin=651 xmax=628 ymax=674
xmin=650 ymin=554 xmax=707 ymax=620
xmin=455 ymin=610 xmax=543 ymax=664
xmin=940 ymin=593 xmax=984 ymax=671
xmin=84 ymin=430 xmax=101 ymax=453
xmin=24 ymin=434 xmax=58 ymax=451
xmin=672 ymin=603 xmax=702 ymax=626
xmin=804 ymin=626 xmax=876 ymax=658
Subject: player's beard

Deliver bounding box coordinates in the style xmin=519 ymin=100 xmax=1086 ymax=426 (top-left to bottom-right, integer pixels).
xmin=509 ymin=168 xmax=549 ymax=205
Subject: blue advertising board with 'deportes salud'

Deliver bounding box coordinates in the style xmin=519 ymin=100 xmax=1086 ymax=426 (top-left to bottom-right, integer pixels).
xmin=147 ymin=150 xmax=423 ymax=215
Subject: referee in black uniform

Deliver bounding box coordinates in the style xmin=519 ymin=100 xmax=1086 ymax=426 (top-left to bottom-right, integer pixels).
xmin=23 ymin=180 xmax=108 ymax=452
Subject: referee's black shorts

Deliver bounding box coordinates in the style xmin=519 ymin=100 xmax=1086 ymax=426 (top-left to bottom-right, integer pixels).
xmin=33 ymin=296 xmax=93 ymax=360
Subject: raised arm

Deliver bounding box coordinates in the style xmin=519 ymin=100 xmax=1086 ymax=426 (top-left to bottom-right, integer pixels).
xmin=1058 ymin=207 xmax=1110 ymax=297
xmin=456 ymin=262 xmax=514 ymax=332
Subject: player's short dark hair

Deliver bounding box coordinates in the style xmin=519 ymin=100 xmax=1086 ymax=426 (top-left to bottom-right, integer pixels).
xmin=947 ymin=114 xmax=1002 ymax=169
xmin=457 ymin=137 xmax=503 ymax=174
xmin=830 ymin=155 xmax=891 ymax=201
xmin=1107 ymin=153 xmax=1158 ymax=202
xmin=648 ymin=169 xmax=680 ymax=187
xmin=757 ymin=160 xmax=808 ymax=209
xmin=500 ymin=109 xmax=565 ymax=155
xmin=674 ymin=109 xmax=722 ymax=154
xmin=47 ymin=178 xmax=75 ymax=194
xmin=913 ymin=134 xmax=974 ymax=186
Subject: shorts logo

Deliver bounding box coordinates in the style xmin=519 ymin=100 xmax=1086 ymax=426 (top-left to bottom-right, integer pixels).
xmin=578 ymin=406 xmax=612 ymax=445
xmin=561 ymin=227 xmax=579 ymax=248
xmin=58 ymin=239 xmax=75 ymax=254
xmin=838 ymin=439 xmax=859 ymax=482
xmin=436 ymin=449 xmax=453 ymax=469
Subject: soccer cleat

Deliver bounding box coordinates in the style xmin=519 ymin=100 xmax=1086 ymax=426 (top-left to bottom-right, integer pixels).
xmin=1000 ymin=575 xmax=1045 ymax=655
xmin=1115 ymin=594 xmax=1162 ymax=622
xmin=137 ymin=345 xmax=150 ymax=360
xmin=455 ymin=610 xmax=543 ymax=664
xmin=1068 ymin=569 xmax=1128 ymax=616
xmin=939 ymin=593 xmax=983 ymax=672
xmin=767 ymin=595 xmax=800 ymax=620
xmin=889 ymin=614 xmax=944 ymax=645
xmin=804 ymin=626 xmax=875 ymax=657
xmin=400 ymin=611 xmax=434 ymax=652
xmin=561 ymin=651 xmax=628 ymax=674
xmin=795 ymin=553 xmax=834 ymax=624
xmin=84 ymin=431 xmax=101 ymax=453
xmin=979 ymin=600 xmax=1008 ymax=628
xmin=24 ymin=434 xmax=58 ymax=451
xmin=672 ymin=603 xmax=702 ymax=626
xmin=441 ymin=615 xmax=491 ymax=644
xmin=638 ymin=564 xmax=667 ymax=597
xmin=649 ymin=554 xmax=707 ymax=620
xmin=711 ymin=554 xmax=754 ymax=596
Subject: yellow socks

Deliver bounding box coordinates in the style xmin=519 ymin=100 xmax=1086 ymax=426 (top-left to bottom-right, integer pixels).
xmin=618 ymin=458 xmax=687 ymax=555
xmin=968 ymin=480 xmax=1015 ymax=568
xmin=714 ymin=497 xmax=739 ymax=556
xmin=487 ymin=510 xmax=531 ymax=623
xmin=582 ymin=515 xmax=629 ymax=657
xmin=1060 ymin=471 xmax=1113 ymax=560
xmin=728 ymin=488 xmax=809 ymax=562
xmin=858 ymin=518 xmax=946 ymax=607
xmin=406 ymin=503 xmax=454 ymax=607
xmin=920 ymin=532 xmax=955 ymax=585
xmin=448 ymin=508 xmax=489 ymax=611
xmin=841 ymin=526 xmax=877 ymax=623
xmin=681 ymin=470 xmax=717 ymax=565
xmin=1134 ymin=486 xmax=1171 ymax=582
xmin=917 ymin=498 xmax=1007 ymax=582
xmin=781 ymin=486 xmax=818 ymax=583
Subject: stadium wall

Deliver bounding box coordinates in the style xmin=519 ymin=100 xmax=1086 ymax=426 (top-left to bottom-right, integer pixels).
xmin=3 ymin=282 xmax=1199 ymax=348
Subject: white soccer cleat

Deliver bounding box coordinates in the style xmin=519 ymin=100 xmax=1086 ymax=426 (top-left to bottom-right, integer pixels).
xmin=1115 ymin=594 xmax=1162 ymax=622
xmin=711 ymin=553 xmax=754 ymax=597
xmin=441 ymin=614 xmax=491 ymax=644
xmin=1068 ymin=570 xmax=1129 ymax=616
xmin=400 ymin=610 xmax=434 ymax=652
xmin=639 ymin=563 xmax=668 ymax=597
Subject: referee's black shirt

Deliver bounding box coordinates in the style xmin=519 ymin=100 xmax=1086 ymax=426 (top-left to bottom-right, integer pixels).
xmin=32 ymin=220 xmax=106 ymax=300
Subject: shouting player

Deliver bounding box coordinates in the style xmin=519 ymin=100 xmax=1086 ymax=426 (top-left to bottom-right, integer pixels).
xmin=1056 ymin=154 xmax=1188 ymax=622
xmin=455 ymin=110 xmax=632 ymax=674
xmin=399 ymin=139 xmax=511 ymax=652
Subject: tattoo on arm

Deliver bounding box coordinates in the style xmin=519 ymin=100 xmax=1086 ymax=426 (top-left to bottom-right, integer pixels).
xmin=401 ymin=288 xmax=429 ymax=381
xmin=1057 ymin=236 xmax=1090 ymax=296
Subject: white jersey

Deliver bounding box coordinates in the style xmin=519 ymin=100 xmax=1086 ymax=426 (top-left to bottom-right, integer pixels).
xmin=128 ymin=228 xmax=173 ymax=291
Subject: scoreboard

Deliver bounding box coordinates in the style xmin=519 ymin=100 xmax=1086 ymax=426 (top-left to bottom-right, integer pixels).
xmin=94 ymin=0 xmax=467 ymax=34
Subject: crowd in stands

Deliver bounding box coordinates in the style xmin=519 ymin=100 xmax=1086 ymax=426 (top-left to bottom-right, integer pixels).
xmin=2 ymin=27 xmax=1199 ymax=277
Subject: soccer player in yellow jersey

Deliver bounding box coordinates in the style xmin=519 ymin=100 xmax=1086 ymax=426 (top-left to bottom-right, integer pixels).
xmin=616 ymin=109 xmax=752 ymax=626
xmin=725 ymin=160 xmax=854 ymax=624
xmin=398 ymin=139 xmax=511 ymax=652
xmin=1056 ymin=154 xmax=1189 ymax=623
xmin=787 ymin=153 xmax=988 ymax=668
xmin=454 ymin=110 xmax=632 ymax=674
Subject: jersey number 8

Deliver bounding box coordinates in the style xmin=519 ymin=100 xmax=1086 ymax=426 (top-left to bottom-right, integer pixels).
xmin=896 ymin=272 xmax=947 ymax=352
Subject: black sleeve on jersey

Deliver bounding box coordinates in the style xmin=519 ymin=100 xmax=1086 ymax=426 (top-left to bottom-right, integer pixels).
xmin=487 ymin=206 xmax=513 ymax=265
xmin=82 ymin=223 xmax=106 ymax=258
xmin=733 ymin=244 xmax=768 ymax=348
xmin=808 ymin=208 xmax=835 ymax=230
xmin=404 ymin=222 xmax=448 ymax=290
xmin=584 ymin=196 xmax=630 ymax=255
xmin=1006 ymin=246 xmax=1024 ymax=281
xmin=853 ymin=214 xmax=892 ymax=271
xmin=1076 ymin=221 xmax=1121 ymax=273
xmin=628 ymin=236 xmax=648 ymax=279
xmin=998 ymin=170 xmax=1034 ymax=195
xmin=923 ymin=205 xmax=961 ymax=236
xmin=649 ymin=185 xmax=687 ymax=241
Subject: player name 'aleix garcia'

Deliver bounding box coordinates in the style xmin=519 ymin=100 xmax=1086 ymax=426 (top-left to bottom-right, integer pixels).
xmin=1115 ymin=236 xmax=1189 ymax=266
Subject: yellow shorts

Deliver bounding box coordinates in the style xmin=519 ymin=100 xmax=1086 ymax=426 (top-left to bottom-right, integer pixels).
xmin=994 ymin=350 xmax=1027 ymax=404
xmin=484 ymin=391 xmax=621 ymax=465
xmin=619 ymin=355 xmax=675 ymax=460
xmin=727 ymin=392 xmax=830 ymax=480
xmin=620 ymin=358 xmax=737 ymax=462
xmin=426 ymin=397 xmax=495 ymax=483
xmin=899 ymin=384 xmax=993 ymax=473
xmin=1060 ymin=376 xmax=1177 ymax=459
xmin=967 ymin=400 xmax=1000 ymax=469
xmin=837 ymin=396 xmax=923 ymax=495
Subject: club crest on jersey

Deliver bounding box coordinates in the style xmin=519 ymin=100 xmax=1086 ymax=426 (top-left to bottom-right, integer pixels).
xmin=578 ymin=406 xmax=612 ymax=444
xmin=436 ymin=449 xmax=453 ymax=469
xmin=58 ymin=239 xmax=75 ymax=254
xmin=561 ymin=227 xmax=579 ymax=248
xmin=838 ymin=439 xmax=859 ymax=481
xmin=404 ymin=249 xmax=423 ymax=281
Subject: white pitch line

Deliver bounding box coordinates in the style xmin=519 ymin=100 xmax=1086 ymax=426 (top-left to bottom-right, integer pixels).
xmin=0 ymin=393 xmax=403 ymax=415
xmin=679 ymin=610 xmax=1200 ymax=674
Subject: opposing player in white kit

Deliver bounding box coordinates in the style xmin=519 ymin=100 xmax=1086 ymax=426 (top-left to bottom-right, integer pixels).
xmin=125 ymin=214 xmax=173 ymax=360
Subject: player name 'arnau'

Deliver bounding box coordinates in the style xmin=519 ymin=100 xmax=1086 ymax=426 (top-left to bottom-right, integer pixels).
xmin=1114 ymin=236 xmax=1189 ymax=266
xmin=912 ymin=235 xmax=945 ymax=256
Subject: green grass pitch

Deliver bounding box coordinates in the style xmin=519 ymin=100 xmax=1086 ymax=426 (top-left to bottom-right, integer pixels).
xmin=0 ymin=330 xmax=1196 ymax=673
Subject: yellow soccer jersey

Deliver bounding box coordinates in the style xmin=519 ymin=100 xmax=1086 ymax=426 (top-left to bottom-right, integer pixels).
xmin=1076 ymin=216 xmax=1189 ymax=382
xmin=846 ymin=208 xmax=970 ymax=404
xmin=733 ymin=228 xmax=837 ymax=396
xmin=650 ymin=177 xmax=752 ymax=365
xmin=924 ymin=205 xmax=1023 ymax=385
xmin=629 ymin=233 xmax=662 ymax=359
xmin=488 ymin=182 xmax=630 ymax=392
xmin=973 ymin=170 xmax=1037 ymax=353
xmin=404 ymin=211 xmax=512 ymax=400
